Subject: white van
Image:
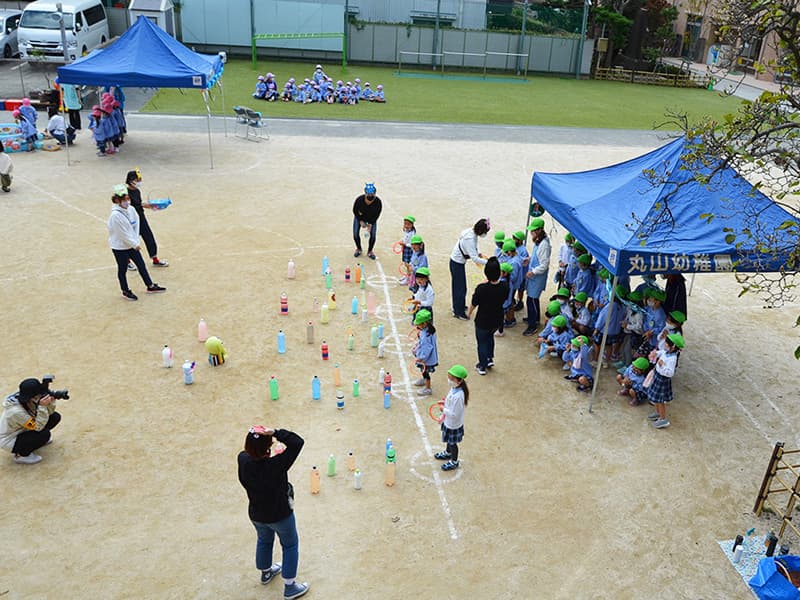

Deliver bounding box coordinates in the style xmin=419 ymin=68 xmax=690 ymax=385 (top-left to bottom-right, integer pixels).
xmin=17 ymin=0 xmax=109 ymax=63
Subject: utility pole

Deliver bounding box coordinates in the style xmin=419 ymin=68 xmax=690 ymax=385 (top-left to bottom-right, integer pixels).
xmin=517 ymin=0 xmax=528 ymax=75
xmin=575 ymin=0 xmax=590 ymax=79
xmin=56 ymin=3 xmax=69 ymax=62
xmin=343 ymin=0 xmax=349 ymax=69
xmin=249 ymin=0 xmax=256 ymax=68
xmin=432 ymin=0 xmax=441 ymax=70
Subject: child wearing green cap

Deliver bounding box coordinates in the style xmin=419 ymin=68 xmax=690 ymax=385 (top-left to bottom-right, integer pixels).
xmin=556 ymin=232 xmax=575 ymax=288
xmin=639 ymin=288 xmax=667 ymax=354
xmin=412 ymin=309 xmax=438 ymax=397
xmin=534 ymin=300 xmax=564 ymax=343
xmin=646 ymin=333 xmax=684 ymax=428
xmin=492 ymin=231 xmax=506 ymax=257
xmin=564 ymin=336 xmax=593 ymax=390
xmin=500 ymin=240 xmax=523 ymax=329
xmin=573 ymin=253 xmax=596 ymax=299
xmin=410 ymin=267 xmax=435 ymax=322
xmin=407 ymin=235 xmax=428 ymax=292
xmin=616 ymin=357 xmax=650 ymax=406
xmin=522 ymin=218 xmax=551 ymax=335
xmin=398 ymin=216 xmax=417 ymax=285
xmin=550 ymin=287 xmax=574 ymax=322
xmin=434 ymin=365 xmax=469 ymax=471
xmin=539 ymin=315 xmax=571 ymax=359
xmin=570 ymin=291 xmax=592 ymax=337
xmin=512 ymin=230 xmax=529 ymax=311
xmin=657 ymin=310 xmax=686 ymax=352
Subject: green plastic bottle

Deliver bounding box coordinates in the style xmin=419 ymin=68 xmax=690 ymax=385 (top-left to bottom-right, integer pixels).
xmin=269 ymin=375 xmax=279 ymax=400
xmin=327 ymin=453 xmax=336 ymax=477
xmin=353 ymin=378 xmax=360 ymax=397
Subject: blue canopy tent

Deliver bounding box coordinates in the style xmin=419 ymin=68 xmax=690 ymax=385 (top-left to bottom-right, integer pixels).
xmin=531 ymin=136 xmax=797 ymax=410
xmin=57 ymin=16 xmax=225 ymax=167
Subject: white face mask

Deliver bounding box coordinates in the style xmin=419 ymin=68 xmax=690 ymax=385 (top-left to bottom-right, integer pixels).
xmin=119 ymin=200 xmax=130 ymax=209
xmin=558 ymin=299 xmax=566 ymax=305
xmin=448 ymin=379 xmax=458 ymax=388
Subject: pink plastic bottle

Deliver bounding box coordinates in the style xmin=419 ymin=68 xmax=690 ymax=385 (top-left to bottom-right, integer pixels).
xmin=197 ymin=318 xmax=208 ymax=342
xmin=367 ymin=292 xmax=377 ymax=315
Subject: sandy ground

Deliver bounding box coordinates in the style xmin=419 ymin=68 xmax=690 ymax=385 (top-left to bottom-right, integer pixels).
xmin=0 ymin=115 xmax=798 ymax=600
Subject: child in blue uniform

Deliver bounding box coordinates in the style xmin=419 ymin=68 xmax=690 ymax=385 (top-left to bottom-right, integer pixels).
xmin=334 ymin=80 xmax=344 ymax=101
xmin=534 ymin=300 xmax=563 ymax=345
xmin=408 ymin=235 xmax=428 ymax=292
xmin=539 ymin=315 xmax=572 ymax=359
xmin=501 ymin=240 xmax=523 ymax=328
xmin=492 ymin=231 xmax=506 ymax=257
xmin=570 ymin=291 xmax=592 ymax=336
xmin=89 ymin=106 xmax=106 ymax=155
xmin=265 ymin=73 xmax=279 ymax=101
xmin=412 ymin=309 xmax=438 ymax=397
xmin=496 ymin=262 xmax=515 ymax=336
xmin=573 ymin=253 xmax=595 ymax=297
xmin=565 ymin=336 xmax=593 ymax=391
xmin=550 ymin=287 xmax=574 ymax=322
xmin=312 ymin=64 xmax=326 ymax=84
xmin=411 ymin=267 xmax=435 ymax=322
xmin=12 ymin=109 xmax=37 ymax=151
xmin=592 ymin=286 xmax=625 ymax=366
xmin=639 ymin=288 xmax=667 ymax=355
xmin=557 ymin=232 xmax=574 ymax=287
xmin=253 ymin=76 xmax=267 ymax=99
xmin=399 ymin=215 xmax=417 ymax=285
xmin=617 ymin=356 xmax=650 ymax=405
xmin=646 ymin=333 xmax=684 ymax=429
xmin=372 ymin=85 xmax=385 ymax=102
xmin=361 ymin=82 xmax=374 ymax=101
xmin=19 ymin=98 xmax=38 ymax=128
xmin=353 ymin=78 xmax=362 ymax=99
xmin=564 ymin=241 xmax=584 ymax=291
xmin=309 ymin=85 xmax=322 ymax=103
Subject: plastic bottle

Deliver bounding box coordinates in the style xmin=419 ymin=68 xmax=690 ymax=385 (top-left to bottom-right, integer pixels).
xmin=321 ymin=255 xmax=329 ymax=276
xmin=197 ymin=318 xmax=208 ymax=342
xmin=287 ymin=259 xmax=295 ymax=279
xmin=360 ymin=276 xmax=366 ymax=290
xmin=354 ymin=469 xmax=363 ymax=490
xmin=361 ymin=308 xmax=368 ymax=323
xmin=333 ymin=363 xmax=342 ymax=387
xmin=378 ymin=367 xmax=385 ymax=385
xmin=347 ymin=450 xmax=356 ymax=471
xmin=384 ymin=371 xmax=392 ymax=392
xmin=162 ymin=345 xmax=174 ymax=368
xmin=312 ymin=297 xmax=320 ymax=315
xmin=310 ymin=466 xmax=320 ymax=494
xmin=347 ymin=333 xmax=355 ymax=351
xmin=367 ymin=292 xmax=376 ymax=314
xmin=385 ymin=447 xmax=396 ymax=487
xmin=377 ymin=340 xmax=385 ymax=358
xmin=336 ymin=391 xmax=345 ymax=410
xmin=277 ymin=330 xmax=286 ymax=354
xmin=733 ymin=545 xmax=743 ymax=563
xmin=269 ymin=375 xmax=279 ymax=400
xmin=384 ymin=390 xmax=391 ymax=409
xmin=386 ymin=438 xmax=393 ymax=452
xmin=312 ymin=375 xmax=321 ymax=400
xmin=182 ymin=360 xmax=195 ymax=385
xmin=351 ymin=296 xmax=359 ymax=315
xmin=328 ymin=289 xmax=336 ymax=310
xmin=370 ymin=326 xmax=379 ymax=347
xmin=345 ymin=267 xmax=351 ymax=282
xmin=352 ymin=379 xmax=360 ymax=397
xmin=325 ymin=271 xmax=332 ymax=290
xmin=280 ymin=292 xmax=289 ymax=315
xmin=321 ymin=341 xmax=329 ymax=361
xmin=327 ymin=453 xmax=336 ymax=476
xmin=321 ymin=302 xmax=330 ymax=324
xmin=361 ymin=290 xmax=367 ymax=309
xmin=766 ymin=530 xmax=779 ymax=557
xmin=354 ymin=263 xmax=362 ymax=283
xmin=306 ymin=321 xmax=314 ymax=344
xmin=377 ymin=323 xmax=385 ymax=339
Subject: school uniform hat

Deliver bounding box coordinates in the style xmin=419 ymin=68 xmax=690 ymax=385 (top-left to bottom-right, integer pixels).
xmin=12 ymin=110 xmax=20 ymax=118
xmin=577 ymin=254 xmax=592 ymax=265
xmin=337 ymin=80 xmax=343 ymax=85
xmin=315 ymin=64 xmax=322 ymax=69
xmin=527 ymin=218 xmax=545 ymax=231
xmin=18 ymin=378 xmax=46 ymax=401
xmin=257 ymin=75 xmax=265 ymax=80
xmin=266 ymin=73 xmax=274 ymax=78
xmin=512 ymin=230 xmax=525 ymax=241
xmin=580 ymin=335 xmax=590 ymax=346
xmin=574 ymin=292 xmax=588 ymax=303
xmin=447 ymin=364 xmax=468 ymax=380
xmin=415 ymin=267 xmax=430 ymax=277
xmin=404 ymin=215 xmax=416 ymax=223
xmin=502 ymin=240 xmax=516 ymax=253
xmin=500 ymin=262 xmax=514 ymax=274
xmin=556 ymin=287 xmax=570 ymax=298
xmin=645 ymin=288 xmax=666 ymax=302
xmin=565 ymin=233 xmax=575 ymax=242
xmin=598 ymin=268 xmax=610 ymax=279
xmin=346 ymin=81 xmax=352 ymax=86
xmin=546 ymin=300 xmax=562 ymax=317
xmin=413 ymin=309 xmax=432 ymax=325
xmin=355 ymin=78 xmax=361 ymax=83
xmin=22 ymin=97 xmax=31 ymax=106
xmin=666 ymin=333 xmax=685 ymax=349
xmin=364 ymin=182 xmax=376 ymax=194
xmin=632 ymin=357 xmax=650 ymax=371
xmin=289 ymin=78 xmax=296 ymax=83
xmin=113 ymin=184 xmax=128 ymax=197
xmin=614 ymin=285 xmax=627 ymax=299
xmin=573 ymin=241 xmax=585 ymax=252
xmin=377 ymin=85 xmax=383 ymax=90
xmin=552 ymin=315 xmax=568 ymax=328
xmin=494 ymin=231 xmax=506 ymax=242
xmin=669 ymin=310 xmax=686 ymax=324
xmin=571 ymin=337 xmax=582 ymax=347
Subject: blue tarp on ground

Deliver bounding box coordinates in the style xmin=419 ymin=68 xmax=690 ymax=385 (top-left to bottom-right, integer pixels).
xmin=531 ymin=136 xmax=797 ymax=276
xmin=57 ymin=16 xmax=222 ymax=89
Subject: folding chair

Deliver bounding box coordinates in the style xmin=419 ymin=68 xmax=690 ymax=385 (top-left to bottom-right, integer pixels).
xmin=233 ymin=106 xmax=250 ymax=139
xmin=244 ymin=107 xmax=268 ymax=141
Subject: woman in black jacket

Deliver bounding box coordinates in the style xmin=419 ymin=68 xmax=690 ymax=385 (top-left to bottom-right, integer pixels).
xmin=238 ymin=426 xmax=309 ymax=600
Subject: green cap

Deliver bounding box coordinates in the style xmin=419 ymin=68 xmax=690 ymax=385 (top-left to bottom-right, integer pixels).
xmin=628 ymin=290 xmax=642 ymax=302
xmin=500 ymin=262 xmax=514 ymax=274
xmin=577 ymin=254 xmax=592 ymax=265
xmin=571 ymin=337 xmax=582 ymax=347
xmin=574 ymin=292 xmax=588 ymax=303
xmin=113 ymin=183 xmax=128 ymax=197
xmin=546 ymin=300 xmax=561 ymax=317
xmin=410 ymin=235 xmax=423 ymax=245
xmin=527 ymin=218 xmax=545 ymax=231
xmin=415 ymin=266 xmax=430 ymax=277
xmin=646 ymin=288 xmax=666 ymax=302
xmin=632 ymin=357 xmax=650 ymax=371
xmin=556 ymin=287 xmax=570 ymax=297
xmin=580 ymin=335 xmax=590 ymax=346
xmin=565 ymin=233 xmax=575 ymax=242
xmin=404 ymin=215 xmax=416 ymax=223
xmin=413 ymin=309 xmax=432 ymax=325
xmin=512 ymin=231 xmax=525 ymax=241
xmin=494 ymin=231 xmax=506 ymax=242
xmin=502 ymin=240 xmax=516 ymax=253
xmin=669 ymin=310 xmax=686 ymax=324
xmin=614 ymin=285 xmax=627 ymax=300
xmin=598 ymin=268 xmax=610 ymax=279
xmin=667 ymin=333 xmax=685 ymax=349
xmin=573 ymin=241 xmax=585 ymax=252
xmin=552 ymin=315 xmax=567 ymax=328
xmin=447 ymin=364 xmax=468 ymax=380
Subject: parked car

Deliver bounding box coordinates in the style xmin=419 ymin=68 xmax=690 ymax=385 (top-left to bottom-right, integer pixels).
xmin=18 ymin=0 xmax=108 ymax=63
xmin=0 ymin=9 xmax=22 ymax=59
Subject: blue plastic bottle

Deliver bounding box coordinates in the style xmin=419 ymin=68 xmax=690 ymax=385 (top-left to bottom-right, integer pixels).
xmin=322 ymin=255 xmax=329 ymax=276
xmin=384 ymin=390 xmax=391 ymax=409
xmin=277 ymin=330 xmax=287 ymax=354
xmin=377 ymin=323 xmax=385 ymax=339
xmin=312 ymin=375 xmax=321 ymax=400
xmin=351 ymin=296 xmax=359 ymax=315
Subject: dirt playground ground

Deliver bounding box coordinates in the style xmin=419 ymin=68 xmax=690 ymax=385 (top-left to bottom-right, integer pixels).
xmin=0 ymin=115 xmax=798 ymax=600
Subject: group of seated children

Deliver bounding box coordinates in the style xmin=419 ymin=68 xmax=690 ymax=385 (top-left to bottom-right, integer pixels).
xmin=10 ymin=99 xmax=78 ymax=151
xmin=253 ymin=65 xmax=386 ymax=104
xmin=89 ymin=91 xmax=127 ymax=157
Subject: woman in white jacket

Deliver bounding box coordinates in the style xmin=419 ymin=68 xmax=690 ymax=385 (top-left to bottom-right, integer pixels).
xmin=107 ymin=184 xmax=166 ymax=301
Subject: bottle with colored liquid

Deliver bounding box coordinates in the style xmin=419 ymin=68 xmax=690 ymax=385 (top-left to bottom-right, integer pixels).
xmin=280 ymin=292 xmax=288 ymax=315
xmin=347 ymin=450 xmax=356 ymax=471
xmin=345 ymin=267 xmax=351 ymax=282
xmin=360 ymin=275 xmax=366 ymax=290
xmin=385 ymin=447 xmax=396 ymax=487
xmin=306 ymin=321 xmax=314 ymax=344
xmin=766 ymin=531 xmax=779 ymax=557
xmin=321 ymin=341 xmax=329 ymax=361
xmin=321 ymin=256 xmax=329 ymax=276
xmin=287 ymin=259 xmax=295 ymax=279
xmin=351 ymin=296 xmax=359 ymax=315
xmin=162 ymin=345 xmax=174 ymax=368
xmin=277 ymin=330 xmax=286 ymax=354
xmin=328 ymin=289 xmax=336 ymax=310
xmin=354 ymin=263 xmax=362 ymax=283
xmin=367 ymin=292 xmax=376 ymax=314
xmin=354 ymin=469 xmax=363 ymax=490
xmin=182 ymin=360 xmax=195 ymax=385
xmin=386 ymin=438 xmax=393 ymax=452
xmin=348 ymin=333 xmax=355 ymax=351
xmin=325 ymin=271 xmax=332 ymax=290
xmin=333 ymin=363 xmax=342 ymax=387
xmin=383 ymin=390 xmax=391 ymax=409
xmin=384 ymin=371 xmax=392 ymax=393
xmin=310 ymin=466 xmax=320 ymax=494
xmin=321 ymin=302 xmax=330 ymax=324
xmin=197 ymin=318 xmax=208 ymax=342
xmin=327 ymin=453 xmax=336 ymax=476
xmin=352 ymin=378 xmax=360 ymax=397
xmin=336 ymin=391 xmax=345 ymax=410
xmin=370 ymin=326 xmax=379 ymax=347
xmin=312 ymin=375 xmax=321 ymax=400
xmin=377 ymin=340 xmax=385 ymax=358
xmin=377 ymin=323 xmax=384 ymax=339
xmin=269 ymin=375 xmax=279 ymax=400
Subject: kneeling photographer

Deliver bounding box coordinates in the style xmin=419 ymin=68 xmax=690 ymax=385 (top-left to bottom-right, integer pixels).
xmin=0 ymin=377 xmax=68 ymax=465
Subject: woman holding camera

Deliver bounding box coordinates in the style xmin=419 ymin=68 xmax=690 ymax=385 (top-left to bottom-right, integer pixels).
xmin=0 ymin=378 xmax=61 ymax=465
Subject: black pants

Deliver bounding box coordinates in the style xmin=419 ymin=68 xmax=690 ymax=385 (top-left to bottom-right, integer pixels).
xmin=112 ymin=248 xmax=153 ymax=291
xmin=139 ymin=214 xmax=158 ymax=259
xmin=446 ymin=442 xmax=459 ymax=461
xmin=13 ymin=412 xmax=61 ymax=456
xmin=67 ymin=109 xmax=82 ymax=130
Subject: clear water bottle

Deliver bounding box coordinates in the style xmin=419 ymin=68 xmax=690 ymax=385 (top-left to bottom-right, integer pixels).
xmin=347 ymin=333 xmax=355 ymax=351
xmin=162 ymin=344 xmax=173 ymax=368
xmin=306 ymin=321 xmax=314 ymax=344
xmin=287 ymin=259 xmax=295 ymax=279
xmin=277 ymin=330 xmax=286 ymax=354
xmin=370 ymin=326 xmax=379 ymax=347
xmin=378 ymin=367 xmax=385 ymax=385
xmin=182 ymin=360 xmax=195 ymax=385
xmin=354 ymin=468 xmax=363 ymax=490
xmin=377 ymin=340 xmax=385 ymax=358
xmin=321 ymin=302 xmax=330 ymax=324
xmin=361 ymin=308 xmax=368 ymax=323
xmin=312 ymin=375 xmax=321 ymax=400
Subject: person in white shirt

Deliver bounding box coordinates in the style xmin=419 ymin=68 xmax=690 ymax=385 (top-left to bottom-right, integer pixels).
xmin=46 ymin=107 xmax=76 ymax=145
xmin=0 ymin=144 xmax=13 ymax=192
xmin=449 ymin=218 xmax=490 ymax=320
xmin=107 ymin=184 xmax=167 ymax=301
xmin=410 ymin=266 xmax=435 ymax=321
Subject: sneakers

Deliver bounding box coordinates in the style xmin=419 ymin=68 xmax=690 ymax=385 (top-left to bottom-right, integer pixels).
xmin=353 ymin=249 xmax=362 ymax=257
xmin=503 ymin=319 xmax=517 ymax=328
xmin=14 ymin=453 xmax=42 ymax=464
xmin=514 ymin=300 xmax=524 ymax=311
xmin=122 ymin=289 xmax=138 ymax=301
xmin=417 ymin=388 xmax=432 ymax=397
xmin=442 ymin=460 xmax=460 ymax=471
xmin=398 ymin=276 xmax=408 ymax=285
xmin=367 ymin=251 xmax=376 ymax=260
xmin=646 ymin=412 xmax=660 ymax=421
xmin=486 ymin=359 xmax=495 ymax=368
xmin=494 ymin=330 xmax=505 ymax=337
xmin=147 ymin=284 xmax=167 ymax=293
xmin=653 ymin=419 xmax=671 ymax=429
xmin=412 ymin=378 xmax=426 ymax=387
xmin=152 ymin=259 xmax=169 ymax=267
xmin=576 ymin=384 xmax=591 ymax=392
xmin=564 ymin=374 xmax=578 ymax=380
xmin=127 ymin=262 xmax=137 ymax=271
xmin=434 ymin=451 xmax=452 ymax=460
xmin=284 ymin=582 xmax=309 ymax=600
xmin=454 ymin=314 xmax=469 ymax=321
xmin=475 ymin=364 xmax=487 ymax=376
xmin=562 ymin=363 xmax=570 ymax=371
xmin=261 ymin=563 xmax=281 ymax=585
xmin=522 ymin=328 xmax=537 ymax=336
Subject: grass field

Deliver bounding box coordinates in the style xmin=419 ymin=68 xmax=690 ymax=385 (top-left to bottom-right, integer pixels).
xmin=141 ymin=59 xmax=742 ymax=130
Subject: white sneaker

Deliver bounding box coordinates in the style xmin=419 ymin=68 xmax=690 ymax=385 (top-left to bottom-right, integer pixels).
xmin=14 ymin=453 xmax=42 ymax=464
xmin=494 ymin=330 xmax=505 ymax=337
xmin=417 ymin=388 xmax=432 ymax=396
xmin=398 ymin=276 xmax=408 ymax=285
xmin=412 ymin=378 xmax=426 ymax=386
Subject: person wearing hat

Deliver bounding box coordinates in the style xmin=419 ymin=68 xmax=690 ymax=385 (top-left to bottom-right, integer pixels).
xmin=564 ymin=240 xmax=585 ymax=290
xmin=534 ymin=299 xmax=564 ymax=345
xmin=253 ymin=75 xmax=268 ymax=99
xmin=265 ymin=73 xmax=279 ymax=101
xmin=556 ymin=232 xmax=575 ymax=288
xmin=372 ymin=84 xmax=385 ymax=102
xmin=646 ymin=333 xmax=684 ymax=428
xmin=88 ymin=105 xmax=107 ymax=156
xmin=618 ymin=289 xmax=645 ymax=368
xmin=467 ymin=257 xmax=509 ymax=375
xmin=0 ymin=378 xmax=62 ymax=464
xmin=410 ymin=266 xmax=435 ymax=321
xmin=522 ymin=217 xmax=551 ymax=336
xmin=570 ymin=291 xmax=592 ymax=336
xmin=312 ymin=64 xmax=326 ymax=84
xmin=352 ymin=182 xmax=382 ymax=260
xmin=592 ymin=285 xmax=626 ymax=367
xmin=496 ymin=261 xmax=515 ymax=337
xmin=500 ymin=240 xmax=523 ymax=329
xmin=550 ymin=286 xmax=574 ymax=321
xmin=640 ymin=288 xmax=667 ymax=352
xmin=398 ymin=215 xmax=417 ymax=285
xmin=539 ymin=314 xmax=571 ymax=359
xmin=412 ymin=309 xmax=438 ymax=397
xmin=449 ymin=218 xmax=490 ymax=320
xmin=616 ymin=357 xmax=651 ymax=406
xmin=407 ymin=235 xmax=428 ymax=292
xmin=434 ymin=365 xmax=470 ymax=471
xmin=126 ymin=168 xmax=169 ymax=269
xmin=511 ymin=230 xmax=530 ymax=311
xmin=237 ymin=425 xmax=310 ymax=599
xmin=492 ymin=230 xmax=506 ymax=257
xmin=573 ymin=252 xmax=596 ymax=298
xmin=564 ymin=335 xmax=593 ymax=391
xmin=107 ymin=184 xmax=167 ymax=301
xmin=12 ymin=108 xmax=37 ymax=152
xmin=657 ymin=310 xmax=686 ymax=352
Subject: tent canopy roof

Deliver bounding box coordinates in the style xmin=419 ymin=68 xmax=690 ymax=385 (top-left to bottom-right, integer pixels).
xmin=57 ymin=15 xmax=221 ymax=89
xmin=531 ymin=137 xmax=797 ymax=276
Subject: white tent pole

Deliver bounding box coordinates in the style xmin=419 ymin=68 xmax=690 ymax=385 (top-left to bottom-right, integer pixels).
xmin=589 ymin=274 xmax=618 ymax=413
xmin=688 ymin=272 xmax=696 ymax=296
xmin=203 ymin=89 xmax=214 ymax=169
xmin=219 ymin=79 xmax=227 ymax=138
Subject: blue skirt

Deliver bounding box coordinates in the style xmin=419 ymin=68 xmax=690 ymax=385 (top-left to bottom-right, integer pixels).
xmin=402 ymin=245 xmax=413 ymax=263
xmin=647 ymin=371 xmax=673 ymax=404
xmin=441 ymin=424 xmax=464 ymax=445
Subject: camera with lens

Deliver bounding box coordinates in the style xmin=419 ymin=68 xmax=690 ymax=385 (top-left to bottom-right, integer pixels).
xmin=42 ymin=374 xmax=70 ymax=400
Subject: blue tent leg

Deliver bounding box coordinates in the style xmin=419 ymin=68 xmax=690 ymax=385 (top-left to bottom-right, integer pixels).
xmin=589 ymin=275 xmax=618 ymax=413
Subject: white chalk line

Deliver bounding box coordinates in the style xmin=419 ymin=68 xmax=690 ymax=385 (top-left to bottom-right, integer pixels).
xmin=24 ymin=178 xmax=106 ymax=224
xmin=375 ymin=259 xmax=459 ymax=540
